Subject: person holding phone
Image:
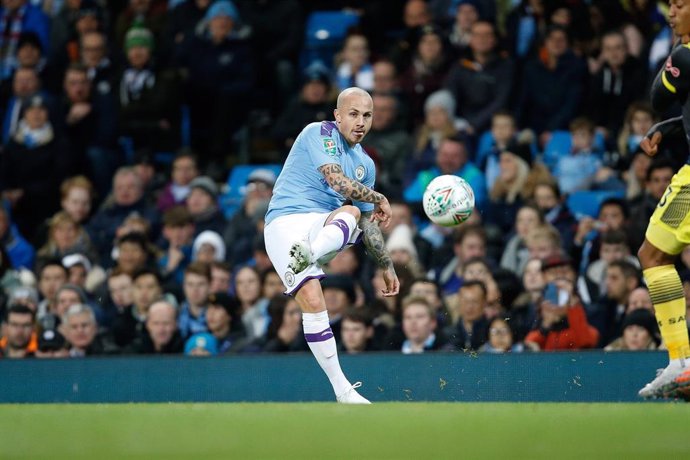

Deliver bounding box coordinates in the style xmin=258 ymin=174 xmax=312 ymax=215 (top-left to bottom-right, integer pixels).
xmin=524 ymin=255 xmax=599 ymax=351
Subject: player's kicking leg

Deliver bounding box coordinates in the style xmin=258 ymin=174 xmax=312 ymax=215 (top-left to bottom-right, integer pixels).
xmin=288 ymin=205 xmax=361 ymax=274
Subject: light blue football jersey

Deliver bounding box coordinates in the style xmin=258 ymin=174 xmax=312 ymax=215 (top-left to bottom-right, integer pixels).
xmin=265 ymin=121 xmax=376 ymax=225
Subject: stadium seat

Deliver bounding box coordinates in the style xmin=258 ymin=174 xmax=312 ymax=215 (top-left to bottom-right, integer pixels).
xmin=566 ymin=190 xmax=625 ymax=219
xmin=300 ymin=11 xmax=360 ymax=70
xmin=220 ymin=164 xmax=283 ymax=218
xmin=180 ymin=105 xmax=191 ymax=148
xmin=542 ymin=130 xmax=571 ymax=170
xmin=474 ymin=130 xmax=494 ymax=166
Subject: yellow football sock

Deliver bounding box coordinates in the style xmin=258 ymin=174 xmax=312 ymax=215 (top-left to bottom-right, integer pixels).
xmin=644 ymin=265 xmax=690 ymax=361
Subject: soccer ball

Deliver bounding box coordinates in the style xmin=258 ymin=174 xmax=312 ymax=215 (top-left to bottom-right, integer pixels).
xmin=422 ymin=175 xmax=475 ymax=227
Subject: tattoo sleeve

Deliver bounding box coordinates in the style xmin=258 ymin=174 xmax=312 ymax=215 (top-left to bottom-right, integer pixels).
xmin=318 ymin=163 xmax=384 ymax=203
xmin=359 ymin=211 xmax=393 ymax=270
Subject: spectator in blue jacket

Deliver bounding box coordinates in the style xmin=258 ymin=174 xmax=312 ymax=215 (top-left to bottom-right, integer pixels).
xmin=404 ymin=136 xmax=486 ymax=209
xmin=0 ymin=0 xmax=51 ymax=80
xmin=0 ymin=206 xmax=35 ymax=269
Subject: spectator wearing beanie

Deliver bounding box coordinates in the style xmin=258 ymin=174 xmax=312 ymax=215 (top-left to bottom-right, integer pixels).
xmin=604 ymin=308 xmax=660 ymax=351
xmin=172 ymin=0 xmax=254 ymax=164
xmin=272 ymin=62 xmax=335 ymax=152
xmin=116 ymin=26 xmax=181 ymax=153
xmin=192 ymin=230 xmax=226 ymax=263
xmin=386 ymin=224 xmax=424 ymax=278
xmin=186 ymin=176 xmax=226 ymax=237
xmin=113 ymin=0 xmax=168 ymax=55
xmin=405 ymin=89 xmax=468 ymax=186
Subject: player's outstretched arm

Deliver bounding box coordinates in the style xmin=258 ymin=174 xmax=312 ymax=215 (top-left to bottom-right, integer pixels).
xmin=359 ymin=211 xmax=399 ymax=297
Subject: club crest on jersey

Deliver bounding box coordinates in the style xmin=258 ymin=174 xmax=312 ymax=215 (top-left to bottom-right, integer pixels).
xmin=666 ymin=57 xmax=680 ymax=78
xmin=285 ymin=271 xmax=295 ymax=287
xmin=323 ymin=138 xmax=337 ymax=156
xmin=355 ymin=165 xmax=366 ymax=181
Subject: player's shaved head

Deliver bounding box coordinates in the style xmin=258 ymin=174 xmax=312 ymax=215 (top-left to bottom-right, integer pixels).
xmin=337 ymin=87 xmax=372 ymax=110
xmin=334 ymin=87 xmax=374 ymax=146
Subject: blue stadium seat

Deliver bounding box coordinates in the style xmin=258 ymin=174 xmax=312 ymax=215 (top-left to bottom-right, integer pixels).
xmin=566 ymin=190 xmax=625 ymax=219
xmin=220 ymin=164 xmax=283 ymax=218
xmin=180 ymin=105 xmax=191 ymax=148
xmin=542 ymin=130 xmax=571 ymax=170
xmin=475 ymin=130 xmax=539 ymax=167
xmin=474 ymin=130 xmax=494 ymax=166
xmin=300 ymin=11 xmax=360 ymax=70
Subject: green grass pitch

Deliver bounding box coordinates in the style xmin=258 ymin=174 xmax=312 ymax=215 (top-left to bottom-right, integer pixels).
xmin=2 ymin=402 xmax=690 ymax=459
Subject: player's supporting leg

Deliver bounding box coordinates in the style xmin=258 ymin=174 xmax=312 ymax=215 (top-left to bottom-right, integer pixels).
xmin=294 ymin=279 xmax=370 ymax=404
xmin=288 ymin=206 xmax=360 ymax=274
xmin=638 ymin=239 xmax=690 ymax=397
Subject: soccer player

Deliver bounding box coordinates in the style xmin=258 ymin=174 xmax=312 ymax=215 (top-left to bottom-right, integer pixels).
xmin=637 ymin=0 xmax=690 ymax=399
xmin=264 ymin=87 xmax=400 ymax=404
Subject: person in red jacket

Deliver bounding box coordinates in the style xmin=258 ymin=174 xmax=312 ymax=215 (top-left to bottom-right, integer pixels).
xmin=525 ymin=254 xmax=599 ymax=351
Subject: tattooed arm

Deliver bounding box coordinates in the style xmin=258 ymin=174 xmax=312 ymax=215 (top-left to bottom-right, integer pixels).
xmin=359 ymin=211 xmax=400 ymax=297
xmin=319 ymin=163 xmax=385 ymax=203
xmin=319 ymin=163 xmax=393 ymax=225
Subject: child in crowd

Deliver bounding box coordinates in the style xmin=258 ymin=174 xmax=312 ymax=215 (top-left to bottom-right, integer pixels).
xmin=478 ymin=111 xmax=518 ymax=189
xmin=555 ymin=117 xmax=603 ymax=195
xmin=158 ymin=207 xmax=195 ymax=285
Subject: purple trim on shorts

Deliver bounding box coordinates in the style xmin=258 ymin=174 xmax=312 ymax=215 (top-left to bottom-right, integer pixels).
xmin=285 ymin=274 xmax=326 ymax=296
xmin=329 ymin=219 xmax=350 ymax=250
xmin=305 ymin=327 xmax=335 ymax=343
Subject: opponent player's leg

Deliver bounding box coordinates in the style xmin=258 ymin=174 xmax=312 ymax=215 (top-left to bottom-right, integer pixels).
xmin=288 ymin=205 xmax=361 ymax=274
xmin=294 ymin=279 xmax=370 ymax=404
xmin=638 ymin=239 xmax=690 ymax=398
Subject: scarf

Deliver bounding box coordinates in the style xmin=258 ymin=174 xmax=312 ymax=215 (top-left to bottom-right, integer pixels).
xmin=120 ymin=67 xmax=155 ymax=105
xmin=13 ymin=120 xmax=54 ymax=148
xmin=0 ymin=5 xmax=26 ymax=79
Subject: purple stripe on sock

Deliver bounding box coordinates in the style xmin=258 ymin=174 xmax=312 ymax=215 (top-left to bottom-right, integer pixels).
xmin=329 ymin=219 xmax=350 ymax=250
xmin=285 ymin=274 xmax=326 ymax=296
xmin=305 ymin=327 xmax=335 ymax=343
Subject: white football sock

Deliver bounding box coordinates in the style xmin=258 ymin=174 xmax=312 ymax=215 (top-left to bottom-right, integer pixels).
xmin=303 ymin=310 xmax=351 ymax=396
xmin=310 ymin=212 xmax=357 ymax=261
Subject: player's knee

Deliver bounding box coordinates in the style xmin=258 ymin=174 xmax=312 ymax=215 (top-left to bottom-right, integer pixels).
xmin=295 ymin=281 xmax=326 ymax=311
xmin=638 ymin=239 xmax=675 ymax=269
xmin=342 ymin=205 xmax=361 ymax=220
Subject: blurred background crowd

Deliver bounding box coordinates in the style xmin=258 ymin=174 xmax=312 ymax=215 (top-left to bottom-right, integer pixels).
xmin=0 ymin=0 xmax=687 ymax=358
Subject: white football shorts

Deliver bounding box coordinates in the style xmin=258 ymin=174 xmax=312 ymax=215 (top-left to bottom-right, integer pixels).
xmin=264 ymin=212 xmax=361 ymax=295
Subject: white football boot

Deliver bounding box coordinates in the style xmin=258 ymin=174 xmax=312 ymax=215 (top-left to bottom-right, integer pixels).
xmin=638 ymin=359 xmax=686 ymax=399
xmin=336 ymin=382 xmax=372 ymax=404
xmin=287 ymin=239 xmax=312 ymax=274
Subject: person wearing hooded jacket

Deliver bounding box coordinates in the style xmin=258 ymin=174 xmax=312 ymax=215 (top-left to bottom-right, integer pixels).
xmin=173 ymin=0 xmax=254 ymax=163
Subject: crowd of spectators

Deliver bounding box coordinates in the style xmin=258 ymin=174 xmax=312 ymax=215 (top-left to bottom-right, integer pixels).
xmin=1 ymin=0 xmax=689 ymax=359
